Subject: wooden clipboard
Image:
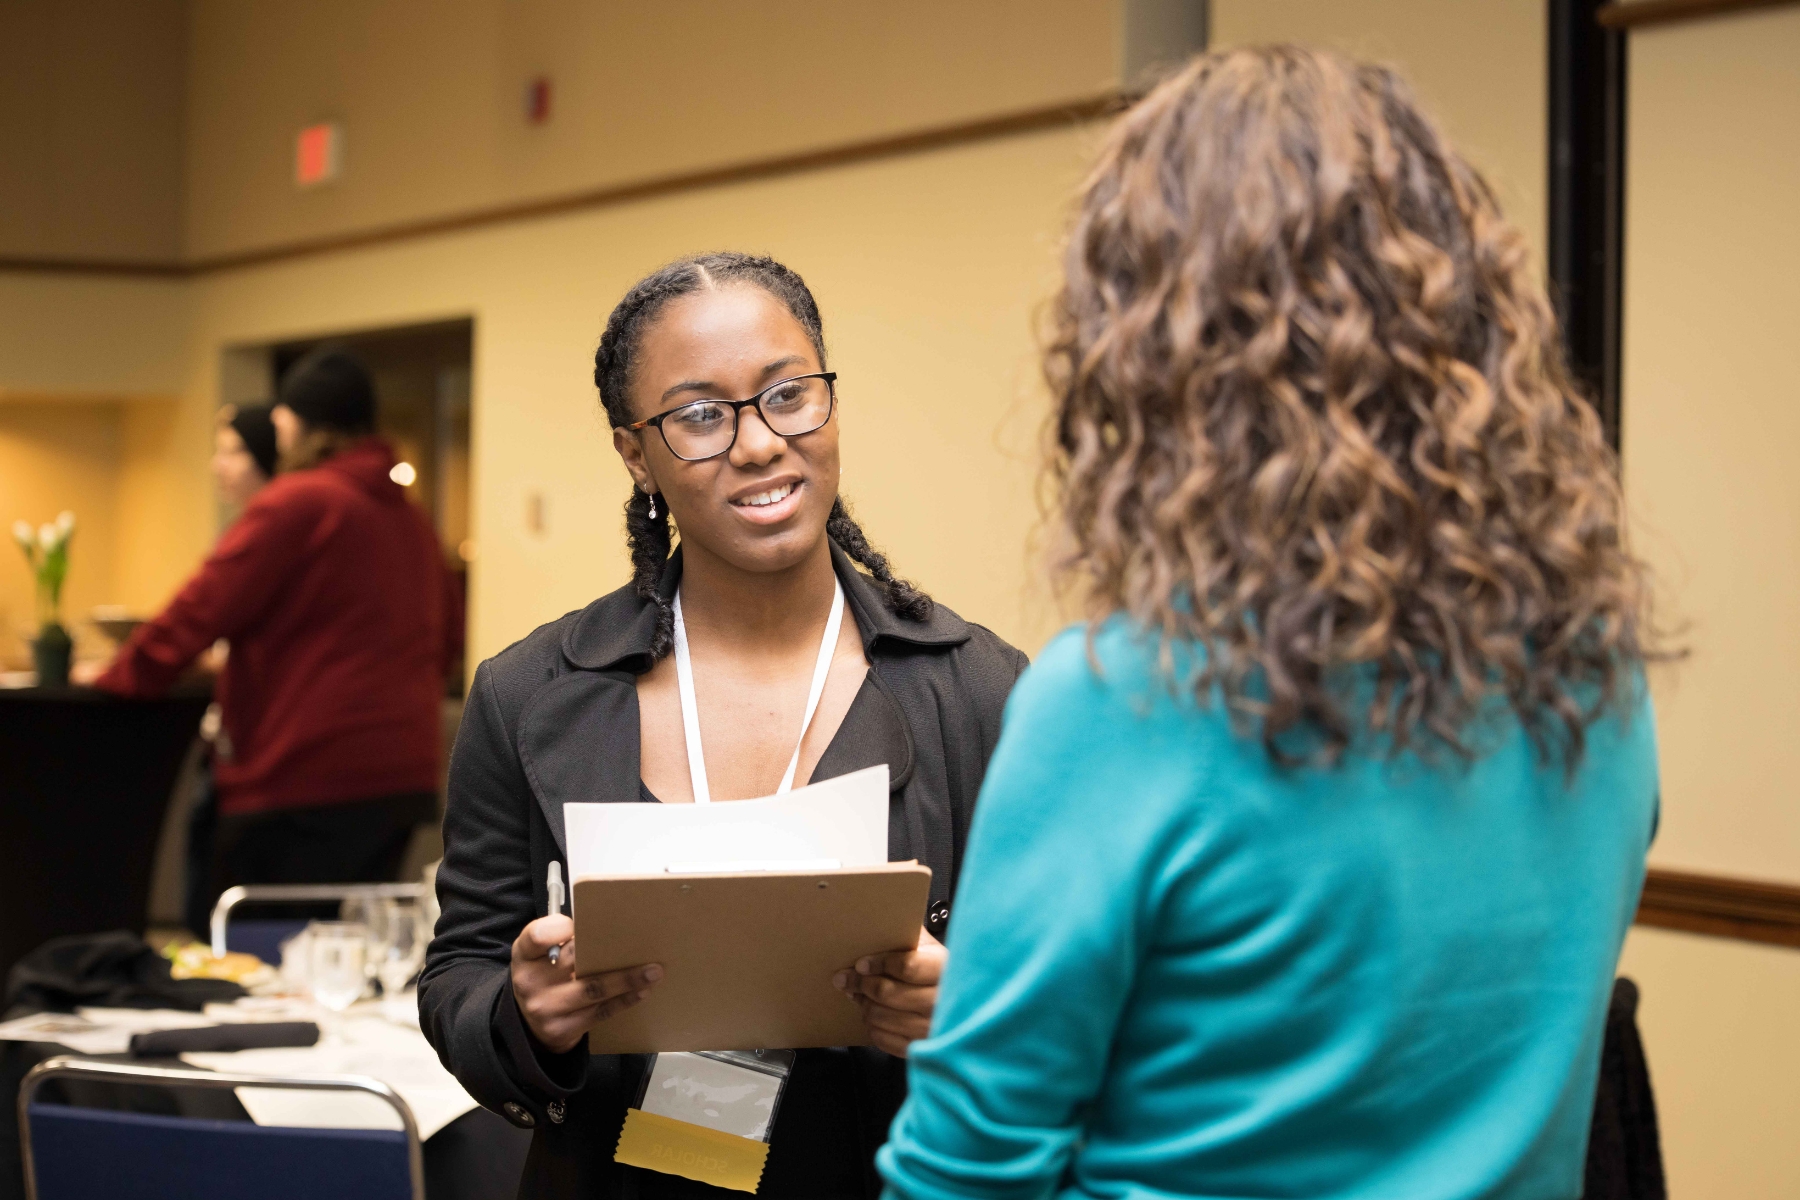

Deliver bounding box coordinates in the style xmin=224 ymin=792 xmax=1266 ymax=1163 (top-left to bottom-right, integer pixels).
xmin=571 ymin=862 xmax=932 ymax=1054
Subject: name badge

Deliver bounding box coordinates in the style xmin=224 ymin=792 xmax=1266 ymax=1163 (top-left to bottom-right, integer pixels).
xmin=615 ymin=1049 xmax=796 ymax=1193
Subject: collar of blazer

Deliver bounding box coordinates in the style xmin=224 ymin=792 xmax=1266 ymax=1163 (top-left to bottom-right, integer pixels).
xmin=521 ymin=539 xmax=937 ymax=855
xmin=557 ymin=539 xmax=971 ymax=674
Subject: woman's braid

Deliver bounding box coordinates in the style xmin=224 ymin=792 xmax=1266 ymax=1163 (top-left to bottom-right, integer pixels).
xmin=827 ymin=497 xmax=932 ymax=621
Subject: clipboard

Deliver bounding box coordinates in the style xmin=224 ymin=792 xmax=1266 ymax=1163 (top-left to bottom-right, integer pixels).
xmin=571 ymin=862 xmax=932 ymax=1054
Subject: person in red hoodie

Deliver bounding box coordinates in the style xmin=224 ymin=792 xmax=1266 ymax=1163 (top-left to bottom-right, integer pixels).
xmin=96 ymin=346 xmax=459 ymax=911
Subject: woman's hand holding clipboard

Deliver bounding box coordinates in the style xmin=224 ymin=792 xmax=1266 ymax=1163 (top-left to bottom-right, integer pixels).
xmin=834 ymin=926 xmax=947 ymax=1057
xmin=511 ymin=913 xmax=664 ymax=1054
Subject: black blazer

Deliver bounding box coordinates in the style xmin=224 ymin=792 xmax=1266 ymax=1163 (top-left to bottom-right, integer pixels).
xmin=419 ymin=542 xmax=1028 ymax=1199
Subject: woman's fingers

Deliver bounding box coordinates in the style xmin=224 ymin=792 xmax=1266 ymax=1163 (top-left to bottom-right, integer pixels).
xmin=514 ymin=915 xmax=574 ymax=964
xmin=831 ymin=927 xmax=946 ymax=1058
xmin=526 ymin=985 xmax=650 ymax=1053
xmin=859 ymin=998 xmax=931 ymax=1040
xmin=512 ymin=911 xmax=663 ymax=1052
xmin=853 ymin=927 xmax=947 ymax=987
xmin=581 ymin=963 xmax=663 ymax=1003
xmin=838 ymin=971 xmax=937 ymax=1012
xmin=867 ymin=1026 xmax=914 ymax=1058
xmin=513 ymin=967 xmax=660 ymax=1052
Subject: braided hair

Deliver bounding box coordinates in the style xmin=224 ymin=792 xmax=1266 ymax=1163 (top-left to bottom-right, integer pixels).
xmin=595 ymin=251 xmax=931 ymax=659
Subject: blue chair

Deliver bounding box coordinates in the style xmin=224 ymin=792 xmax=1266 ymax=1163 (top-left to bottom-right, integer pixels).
xmin=207 ymin=882 xmax=425 ymax=959
xmin=20 ymin=1056 xmax=424 ymax=1200
xmin=222 ymin=919 xmax=311 ymax=965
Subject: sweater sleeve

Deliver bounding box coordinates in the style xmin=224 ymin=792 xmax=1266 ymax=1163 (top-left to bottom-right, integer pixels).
xmin=878 ymin=630 xmax=1201 ymax=1200
xmin=94 ymin=488 xmax=315 ymax=697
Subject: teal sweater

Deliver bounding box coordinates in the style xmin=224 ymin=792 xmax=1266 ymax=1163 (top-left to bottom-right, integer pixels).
xmin=880 ymin=624 xmax=1657 ymax=1200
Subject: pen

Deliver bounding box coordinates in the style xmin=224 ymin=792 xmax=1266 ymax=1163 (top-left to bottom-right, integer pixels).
xmin=546 ymin=861 xmax=566 ymax=967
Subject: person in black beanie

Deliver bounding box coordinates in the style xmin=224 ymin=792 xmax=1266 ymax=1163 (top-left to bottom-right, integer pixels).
xmin=96 ymin=344 xmax=461 ymax=934
xmin=270 ymin=344 xmax=378 ymax=469
xmin=213 ymin=403 xmax=278 ymax=509
xmin=168 ymin=401 xmax=281 ymax=931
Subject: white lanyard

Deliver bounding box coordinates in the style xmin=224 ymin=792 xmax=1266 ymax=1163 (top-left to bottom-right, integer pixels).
xmin=670 ymin=576 xmax=846 ymax=804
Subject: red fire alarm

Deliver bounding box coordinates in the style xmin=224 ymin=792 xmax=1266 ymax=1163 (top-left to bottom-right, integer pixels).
xmin=525 ymin=76 xmax=552 ymax=125
xmin=295 ymin=122 xmax=342 ymax=187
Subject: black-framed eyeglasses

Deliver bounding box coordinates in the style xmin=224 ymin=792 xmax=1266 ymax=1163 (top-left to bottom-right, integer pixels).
xmin=626 ymin=372 xmax=838 ymax=462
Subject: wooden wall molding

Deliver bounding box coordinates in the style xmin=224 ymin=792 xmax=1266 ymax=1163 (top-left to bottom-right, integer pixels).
xmin=1636 ymin=867 xmax=1800 ymax=948
xmin=0 ymin=255 xmax=186 ymax=279
xmin=1598 ymin=0 xmax=1799 ymax=29
xmin=0 ymin=92 xmax=1128 ymax=283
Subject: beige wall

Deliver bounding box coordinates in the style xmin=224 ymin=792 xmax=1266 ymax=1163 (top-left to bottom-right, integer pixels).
xmin=154 ymin=122 xmax=1096 ymax=662
xmin=1208 ymin=0 xmax=1546 ymax=264
xmin=0 ymin=395 xmax=187 ymax=665
xmin=1620 ymin=927 xmax=1800 ymax=1199
xmin=1620 ymin=5 xmax=1800 ymax=884
xmin=0 ymin=273 xmax=191 ymax=399
xmin=0 ymin=401 xmax=119 ymax=664
xmin=183 ymin=0 xmax=1122 ymax=260
xmin=1613 ymin=10 xmax=1800 ymax=1199
xmin=0 ymin=0 xmax=186 ymax=262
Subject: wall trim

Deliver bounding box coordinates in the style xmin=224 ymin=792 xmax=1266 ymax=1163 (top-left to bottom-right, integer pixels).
xmin=0 ymin=256 xmax=187 ymax=280
xmin=0 ymin=92 xmax=1128 ymax=283
xmin=1598 ymin=0 xmax=1799 ymax=29
xmin=1637 ymin=867 xmax=1800 ymax=949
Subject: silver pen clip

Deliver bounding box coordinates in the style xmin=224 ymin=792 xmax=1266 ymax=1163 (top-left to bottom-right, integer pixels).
xmin=546 ymin=861 xmax=567 ymax=967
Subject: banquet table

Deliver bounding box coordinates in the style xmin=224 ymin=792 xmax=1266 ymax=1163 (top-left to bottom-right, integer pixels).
xmin=0 ymin=1000 xmax=531 ymax=1200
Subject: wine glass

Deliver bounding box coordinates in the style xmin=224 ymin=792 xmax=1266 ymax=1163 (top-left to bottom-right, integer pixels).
xmin=377 ymin=898 xmax=427 ymax=994
xmin=376 ymin=899 xmax=428 ymax=1020
xmin=307 ymin=921 xmax=369 ymax=1015
xmin=340 ymin=893 xmax=393 ymax=989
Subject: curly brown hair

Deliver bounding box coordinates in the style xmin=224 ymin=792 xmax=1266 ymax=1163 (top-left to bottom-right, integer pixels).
xmin=1045 ymin=46 xmax=1658 ymax=765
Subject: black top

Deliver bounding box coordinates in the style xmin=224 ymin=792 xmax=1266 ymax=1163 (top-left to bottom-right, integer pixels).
xmin=419 ymin=542 xmax=1028 ymax=1199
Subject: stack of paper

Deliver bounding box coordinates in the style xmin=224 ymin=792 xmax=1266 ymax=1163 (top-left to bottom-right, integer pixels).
xmin=565 ymin=763 xmax=890 ymax=878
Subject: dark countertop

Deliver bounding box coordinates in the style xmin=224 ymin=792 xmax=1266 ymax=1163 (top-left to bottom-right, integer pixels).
xmin=0 ymin=683 xmax=213 ymax=983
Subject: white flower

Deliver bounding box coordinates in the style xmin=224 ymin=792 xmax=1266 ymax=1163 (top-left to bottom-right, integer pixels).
xmin=38 ymin=524 xmax=56 ymax=552
xmin=11 ymin=520 xmax=30 ymax=549
xmin=55 ymin=511 xmax=74 ymax=535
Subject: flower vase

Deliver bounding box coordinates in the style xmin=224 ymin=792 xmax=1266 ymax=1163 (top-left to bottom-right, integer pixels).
xmin=32 ymin=622 xmax=72 ymax=688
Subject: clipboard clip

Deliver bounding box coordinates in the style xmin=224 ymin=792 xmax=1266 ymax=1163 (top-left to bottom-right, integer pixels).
xmin=663 ymin=859 xmax=842 ymax=874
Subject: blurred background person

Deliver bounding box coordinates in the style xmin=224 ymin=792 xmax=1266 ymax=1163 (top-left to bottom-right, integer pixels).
xmin=881 ymin=48 xmax=1662 ymax=1200
xmin=93 ymin=347 xmax=459 ymax=920
xmin=213 ymin=402 xmax=279 ymax=511
xmin=182 ymin=401 xmax=280 ymax=931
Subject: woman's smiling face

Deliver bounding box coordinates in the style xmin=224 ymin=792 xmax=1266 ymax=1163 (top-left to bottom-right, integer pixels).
xmin=612 ymin=283 xmax=841 ymax=576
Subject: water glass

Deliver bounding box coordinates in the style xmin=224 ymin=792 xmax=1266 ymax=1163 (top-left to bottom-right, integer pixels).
xmin=376 ymin=898 xmax=428 ymax=997
xmin=307 ymin=921 xmax=369 ymax=1013
xmin=340 ymin=894 xmax=393 ymax=984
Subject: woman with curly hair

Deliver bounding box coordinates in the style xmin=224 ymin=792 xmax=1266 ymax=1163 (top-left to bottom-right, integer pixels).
xmin=881 ymin=48 xmax=1661 ymax=1200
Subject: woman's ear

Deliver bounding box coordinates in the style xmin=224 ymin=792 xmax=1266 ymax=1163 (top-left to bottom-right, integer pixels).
xmin=612 ymin=426 xmax=657 ymax=495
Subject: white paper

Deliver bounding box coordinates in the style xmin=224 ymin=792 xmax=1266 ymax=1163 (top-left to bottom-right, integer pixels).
xmin=183 ymin=1010 xmax=475 ymax=1139
xmin=565 ymin=763 xmax=889 ymax=879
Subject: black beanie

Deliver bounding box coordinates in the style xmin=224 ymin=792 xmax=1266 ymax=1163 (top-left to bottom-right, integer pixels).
xmin=227 ymin=403 xmax=280 ymax=479
xmin=278 ymin=345 xmax=377 ymax=434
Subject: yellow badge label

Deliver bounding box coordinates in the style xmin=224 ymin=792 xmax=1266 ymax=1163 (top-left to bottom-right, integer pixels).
xmin=614 ymin=1107 xmax=772 ymax=1193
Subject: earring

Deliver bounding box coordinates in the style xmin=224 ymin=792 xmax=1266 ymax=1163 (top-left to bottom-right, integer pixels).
xmin=647 ymin=492 xmax=658 ymax=520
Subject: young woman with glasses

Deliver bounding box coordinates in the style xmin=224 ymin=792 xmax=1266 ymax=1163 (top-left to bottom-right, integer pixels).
xmin=421 ymin=252 xmax=1028 ymax=1197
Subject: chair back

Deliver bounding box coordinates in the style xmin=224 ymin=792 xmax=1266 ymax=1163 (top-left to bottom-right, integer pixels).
xmin=20 ymin=1057 xmax=423 ymax=1200
xmin=208 ymin=883 xmax=424 ymax=957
